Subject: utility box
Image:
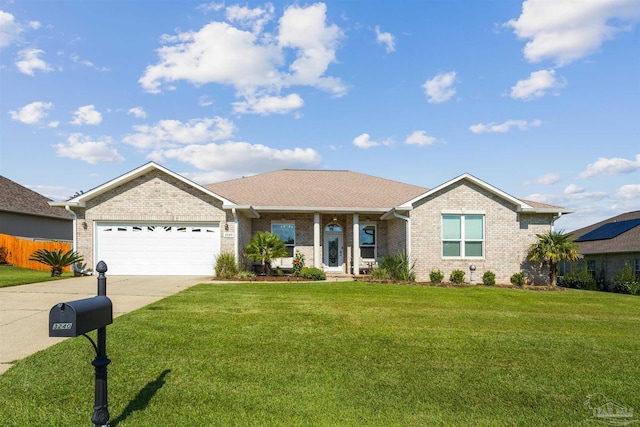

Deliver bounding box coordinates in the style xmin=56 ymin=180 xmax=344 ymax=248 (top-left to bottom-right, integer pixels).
xmin=49 ymin=296 xmax=113 ymax=337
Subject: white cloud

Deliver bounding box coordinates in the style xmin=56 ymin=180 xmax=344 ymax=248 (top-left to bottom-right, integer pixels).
xmin=507 ymin=0 xmax=640 ymax=66
xmin=226 ymin=3 xmax=274 ymax=34
xmin=9 ymin=101 xmax=53 ymax=125
xmin=422 ymin=71 xmax=456 ymax=103
xmin=199 ymin=96 xmax=214 ymax=107
xmin=69 ymin=53 xmax=109 ymax=71
xmin=123 ymin=116 xmax=234 ymax=149
xmin=196 ymin=2 xmax=225 ymax=13
xmin=232 ymin=93 xmax=304 ymax=115
xmin=404 ymin=130 xmax=436 ymax=146
xmin=140 ymin=3 xmax=345 ymax=113
xmin=54 ymin=133 xmax=124 ymax=164
xmin=510 ymin=69 xmax=565 ymax=100
xmin=469 ymin=119 xmax=542 ymax=133
xmin=375 ymin=26 xmax=395 ymax=53
xmin=579 ymin=154 xmax=640 ymax=178
xmin=0 ymin=10 xmax=22 ymax=48
xmin=70 ymin=105 xmax=102 ymax=126
xmin=353 ymin=133 xmax=392 ymax=149
xmin=564 ymin=184 xmax=584 ymax=194
xmin=525 ymin=172 xmax=560 ymax=185
xmin=151 ymin=141 xmax=322 ymax=175
xmin=15 ymin=48 xmax=53 ymax=76
xmin=615 ymin=184 xmax=640 ymax=200
xmin=128 ymin=107 xmax=147 ymax=119
xmin=28 ymin=21 xmax=41 ymax=30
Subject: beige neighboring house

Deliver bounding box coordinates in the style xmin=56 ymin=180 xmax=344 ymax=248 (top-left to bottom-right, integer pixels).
xmin=568 ymin=211 xmax=640 ymax=286
xmin=51 ymin=162 xmax=571 ymax=283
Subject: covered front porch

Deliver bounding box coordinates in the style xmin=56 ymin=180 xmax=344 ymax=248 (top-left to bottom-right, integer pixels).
xmin=244 ymin=212 xmax=408 ymax=275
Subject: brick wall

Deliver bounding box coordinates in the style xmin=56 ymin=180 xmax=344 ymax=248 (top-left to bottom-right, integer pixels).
xmin=409 ymin=180 xmax=554 ymax=284
xmin=74 ymin=170 xmax=227 ymax=269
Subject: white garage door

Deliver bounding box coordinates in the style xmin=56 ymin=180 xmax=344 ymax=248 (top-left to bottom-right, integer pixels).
xmin=96 ymin=223 xmax=220 ymax=275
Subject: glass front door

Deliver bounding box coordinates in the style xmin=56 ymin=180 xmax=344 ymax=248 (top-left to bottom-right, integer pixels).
xmin=324 ymin=232 xmax=343 ymax=271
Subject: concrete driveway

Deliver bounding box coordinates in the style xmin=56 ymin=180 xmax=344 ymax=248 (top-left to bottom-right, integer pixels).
xmin=0 ymin=275 xmax=212 ymax=375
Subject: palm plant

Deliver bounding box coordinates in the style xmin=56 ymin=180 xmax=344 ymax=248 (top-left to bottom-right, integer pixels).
xmin=29 ymin=248 xmax=84 ymax=277
xmin=243 ymin=232 xmax=289 ymax=275
xmin=527 ymin=230 xmax=579 ymax=286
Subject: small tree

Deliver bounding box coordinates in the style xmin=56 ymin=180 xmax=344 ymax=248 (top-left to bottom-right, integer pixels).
xmin=243 ymin=232 xmax=289 ymax=275
xmin=527 ymin=230 xmax=579 ymax=286
xmin=29 ymin=248 xmax=84 ymax=277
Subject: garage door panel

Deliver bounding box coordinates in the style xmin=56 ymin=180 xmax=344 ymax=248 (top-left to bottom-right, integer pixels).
xmin=96 ymin=223 xmax=220 ymax=275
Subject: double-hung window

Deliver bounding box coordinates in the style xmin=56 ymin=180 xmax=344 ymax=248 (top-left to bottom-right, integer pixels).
xmin=271 ymin=222 xmax=295 ymax=257
xmin=442 ymin=214 xmax=484 ymax=258
xmin=359 ymin=224 xmax=376 ymax=259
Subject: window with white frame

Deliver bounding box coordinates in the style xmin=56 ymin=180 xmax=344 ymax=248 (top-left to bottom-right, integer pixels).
xmin=442 ymin=214 xmax=484 ymax=258
xmin=271 ymin=221 xmax=295 ymax=257
xmin=359 ymin=224 xmax=376 ymax=259
xmin=587 ymin=260 xmax=596 ymax=278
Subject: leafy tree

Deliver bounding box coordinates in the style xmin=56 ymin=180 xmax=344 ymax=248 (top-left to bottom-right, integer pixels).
xmin=243 ymin=232 xmax=289 ymax=275
xmin=527 ymin=230 xmax=579 ymax=286
xmin=29 ymin=248 xmax=84 ymax=277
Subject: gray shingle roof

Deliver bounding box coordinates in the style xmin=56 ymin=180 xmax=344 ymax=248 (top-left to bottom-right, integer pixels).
xmin=0 ymin=175 xmax=74 ymax=219
xmin=206 ymin=169 xmax=429 ymax=210
xmin=570 ymin=210 xmax=640 ymax=254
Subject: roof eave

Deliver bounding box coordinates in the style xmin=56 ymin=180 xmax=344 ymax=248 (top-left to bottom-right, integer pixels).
xmin=49 ymin=200 xmax=86 ymax=208
xmin=252 ymin=206 xmax=391 ymax=213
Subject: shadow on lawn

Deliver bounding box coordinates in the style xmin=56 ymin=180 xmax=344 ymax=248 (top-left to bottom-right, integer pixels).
xmin=111 ymin=369 xmax=171 ymax=426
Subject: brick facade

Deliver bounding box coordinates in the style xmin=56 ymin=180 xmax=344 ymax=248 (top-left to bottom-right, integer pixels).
xmin=74 ymin=170 xmax=229 ymax=269
xmin=408 ymin=181 xmax=553 ymax=284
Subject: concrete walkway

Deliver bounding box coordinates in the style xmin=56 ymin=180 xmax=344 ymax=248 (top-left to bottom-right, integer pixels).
xmin=0 ymin=275 xmax=211 ymax=375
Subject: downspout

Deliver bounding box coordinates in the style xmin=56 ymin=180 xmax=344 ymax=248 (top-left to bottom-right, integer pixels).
xmin=393 ymin=210 xmax=411 ymax=261
xmin=232 ymin=208 xmax=239 ymax=264
xmin=65 ymin=205 xmax=92 ymax=275
xmin=551 ymin=212 xmax=562 ymax=232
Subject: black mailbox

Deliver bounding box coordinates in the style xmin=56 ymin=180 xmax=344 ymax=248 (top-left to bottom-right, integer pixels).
xmin=49 ymin=296 xmax=113 ymax=337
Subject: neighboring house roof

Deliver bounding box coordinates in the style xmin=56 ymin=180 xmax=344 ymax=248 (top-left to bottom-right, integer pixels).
xmin=0 ymin=175 xmax=73 ymax=220
xmin=205 ymin=169 xmax=429 ymax=212
xmin=51 ymin=162 xmax=234 ymax=208
xmin=570 ymin=211 xmax=640 ymax=254
xmin=394 ymin=173 xmax=570 ymax=214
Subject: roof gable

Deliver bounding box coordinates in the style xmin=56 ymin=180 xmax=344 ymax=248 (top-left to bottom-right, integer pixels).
xmin=52 ymin=162 xmax=234 ymax=208
xmin=0 ymin=175 xmax=73 ymax=220
xmin=397 ymin=173 xmax=570 ymax=213
xmin=205 ymin=169 xmax=428 ymax=211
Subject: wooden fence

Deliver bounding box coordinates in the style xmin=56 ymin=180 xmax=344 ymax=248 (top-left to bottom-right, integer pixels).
xmin=0 ymin=233 xmax=72 ymax=272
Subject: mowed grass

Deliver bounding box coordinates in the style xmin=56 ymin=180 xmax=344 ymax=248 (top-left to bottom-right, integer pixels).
xmin=0 ymin=265 xmax=73 ymax=288
xmin=1 ymin=282 xmax=638 ymax=426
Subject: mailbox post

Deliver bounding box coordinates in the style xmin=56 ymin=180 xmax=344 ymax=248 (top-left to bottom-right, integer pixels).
xmin=49 ymin=261 xmax=112 ymax=427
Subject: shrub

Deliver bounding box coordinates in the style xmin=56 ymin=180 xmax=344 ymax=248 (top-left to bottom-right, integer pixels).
xmin=377 ymin=252 xmax=415 ymax=282
xmin=0 ymin=246 xmax=9 ymax=264
xmin=214 ymin=252 xmax=238 ymax=279
xmin=482 ymin=271 xmax=496 ymax=286
xmin=300 ymin=267 xmax=326 ymax=280
xmin=29 ymin=248 xmax=83 ymax=277
xmin=292 ymin=251 xmax=305 ymax=277
xmin=613 ymin=262 xmax=640 ymax=295
xmin=449 ymin=269 xmax=465 ymax=284
xmin=371 ymin=267 xmax=392 ymax=280
xmin=235 ymin=270 xmax=255 ymax=280
xmin=558 ymin=263 xmax=596 ymax=290
xmin=429 ymin=269 xmax=444 ymax=284
xmin=510 ymin=272 xmax=526 ymax=286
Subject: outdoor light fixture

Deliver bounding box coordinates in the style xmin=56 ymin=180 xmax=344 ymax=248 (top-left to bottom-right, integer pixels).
xmin=224 ymin=223 xmax=229 ymax=231
xmin=82 ymin=221 xmax=88 ymax=230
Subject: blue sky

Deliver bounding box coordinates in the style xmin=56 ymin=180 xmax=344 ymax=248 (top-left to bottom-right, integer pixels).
xmin=1 ymin=0 xmax=638 ymax=231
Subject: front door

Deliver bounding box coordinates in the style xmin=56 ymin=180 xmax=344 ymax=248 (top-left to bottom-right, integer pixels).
xmin=324 ymin=231 xmax=343 ymax=272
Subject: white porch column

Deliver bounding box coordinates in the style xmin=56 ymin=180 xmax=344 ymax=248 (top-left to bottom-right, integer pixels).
xmin=314 ymin=213 xmax=320 ymax=268
xmin=352 ymin=213 xmax=359 ymax=275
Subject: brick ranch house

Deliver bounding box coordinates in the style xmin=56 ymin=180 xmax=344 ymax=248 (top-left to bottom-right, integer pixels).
xmin=52 ymin=162 xmax=571 ymax=283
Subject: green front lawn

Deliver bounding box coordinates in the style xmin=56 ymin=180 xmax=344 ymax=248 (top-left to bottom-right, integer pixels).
xmin=0 ymin=265 xmax=74 ymax=288
xmin=1 ymin=282 xmax=638 ymax=426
